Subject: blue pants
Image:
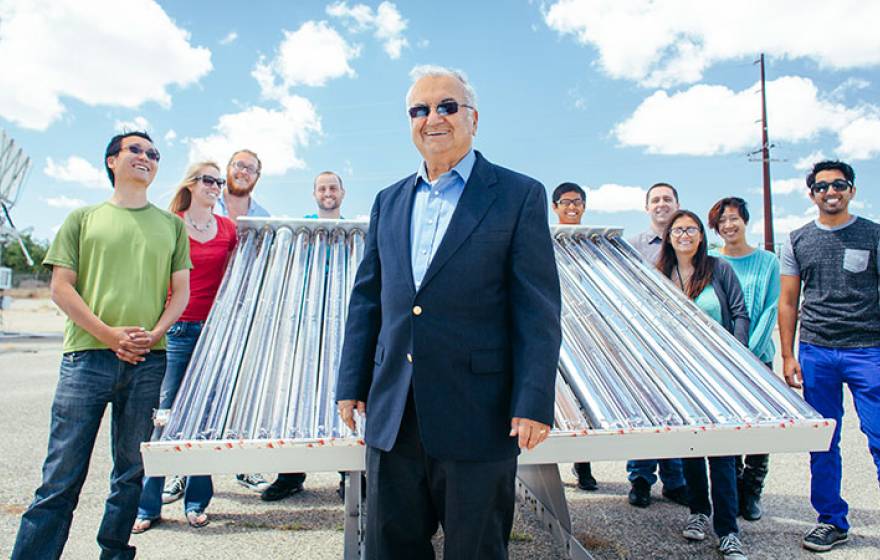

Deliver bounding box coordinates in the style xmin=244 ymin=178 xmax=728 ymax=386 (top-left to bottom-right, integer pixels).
xmin=13 ymin=350 xmax=165 ymax=560
xmin=626 ymin=458 xmax=686 ymax=489
xmin=800 ymin=342 xmax=880 ymax=532
xmin=683 ymin=456 xmax=739 ymax=538
xmin=138 ymin=321 xmax=212 ymax=519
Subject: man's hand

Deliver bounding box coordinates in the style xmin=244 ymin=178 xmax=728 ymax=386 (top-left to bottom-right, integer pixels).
xmin=510 ymin=417 xmax=551 ymax=450
xmin=99 ymin=326 xmax=150 ymax=364
xmin=783 ymin=356 xmax=803 ymax=389
xmin=338 ymin=399 xmax=366 ymax=432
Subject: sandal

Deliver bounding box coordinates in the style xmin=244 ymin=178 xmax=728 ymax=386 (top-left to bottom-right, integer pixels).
xmin=186 ymin=509 xmax=209 ymax=529
xmin=131 ymin=517 xmax=160 ymax=534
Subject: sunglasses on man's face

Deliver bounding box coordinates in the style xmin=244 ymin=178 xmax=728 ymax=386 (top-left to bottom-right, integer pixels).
xmin=556 ymin=198 xmax=584 ymax=208
xmin=124 ymin=144 xmax=161 ymax=162
xmin=196 ymin=175 xmax=225 ymax=187
xmin=810 ymin=179 xmax=852 ymax=194
xmin=407 ymin=100 xmax=474 ymax=119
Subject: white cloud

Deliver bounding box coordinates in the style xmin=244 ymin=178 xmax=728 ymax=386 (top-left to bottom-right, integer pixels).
xmin=43 ymin=156 xmax=107 ymax=189
xmin=584 ymin=183 xmax=645 ymax=213
xmin=837 ymin=116 xmax=880 ymax=161
xmin=114 ymin=116 xmax=151 ymax=133
xmin=252 ymin=21 xmax=359 ymax=98
xmin=220 ymin=31 xmax=238 ymax=45
xmin=830 ymin=77 xmax=870 ymax=101
xmin=750 ymin=206 xmax=817 ymax=236
xmin=772 ymin=178 xmax=805 ymax=195
xmin=43 ymin=195 xmax=86 ymax=209
xmin=614 ymin=76 xmax=862 ymax=156
xmin=164 ymin=129 xmax=178 ymax=145
xmin=0 ymin=0 xmax=212 ymax=130
xmin=186 ymin=95 xmax=322 ymax=176
xmin=327 ymin=1 xmax=409 ymax=59
xmin=794 ymin=150 xmax=827 ymax=171
xmin=543 ymin=0 xmax=880 ymax=88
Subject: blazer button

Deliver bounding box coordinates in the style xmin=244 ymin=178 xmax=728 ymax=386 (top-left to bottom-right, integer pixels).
xmin=406 ymin=353 xmax=413 ymax=363
xmin=413 ymin=306 xmax=422 ymax=316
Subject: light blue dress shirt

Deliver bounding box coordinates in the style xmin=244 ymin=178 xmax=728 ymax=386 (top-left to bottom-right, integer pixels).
xmin=216 ymin=193 xmax=270 ymax=218
xmin=410 ymin=149 xmax=476 ymax=290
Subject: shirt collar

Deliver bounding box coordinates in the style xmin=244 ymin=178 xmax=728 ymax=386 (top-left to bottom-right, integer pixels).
xmin=416 ymin=149 xmax=476 ymax=187
xmin=644 ymin=229 xmax=662 ymax=244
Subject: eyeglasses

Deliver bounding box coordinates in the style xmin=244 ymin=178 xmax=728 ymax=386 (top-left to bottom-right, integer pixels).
xmin=196 ymin=175 xmax=225 ymax=187
xmin=810 ymin=179 xmax=852 ymax=194
xmin=407 ymin=100 xmax=474 ymax=119
xmin=556 ymin=198 xmax=585 ymax=208
xmin=124 ymin=144 xmax=160 ymax=162
xmin=232 ymin=160 xmax=258 ymax=174
xmin=670 ymin=226 xmax=700 ymax=238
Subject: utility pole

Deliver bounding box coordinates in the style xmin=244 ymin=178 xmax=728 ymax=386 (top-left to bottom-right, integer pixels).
xmin=758 ymin=53 xmax=774 ymax=252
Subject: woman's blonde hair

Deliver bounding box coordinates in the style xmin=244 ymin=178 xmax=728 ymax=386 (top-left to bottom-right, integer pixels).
xmin=169 ymin=161 xmax=221 ymax=213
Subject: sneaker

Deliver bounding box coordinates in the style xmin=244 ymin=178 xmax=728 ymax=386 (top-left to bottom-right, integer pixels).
xmin=719 ymin=533 xmax=748 ymax=560
xmin=161 ymin=476 xmax=185 ymax=505
xmin=260 ymin=476 xmax=304 ymax=502
xmin=661 ymin=484 xmax=689 ymax=507
xmin=628 ymin=478 xmax=651 ymax=508
xmin=802 ymin=523 xmax=849 ymax=552
xmin=682 ymin=513 xmax=710 ymax=541
xmin=236 ymin=473 xmax=270 ymax=492
xmin=572 ymin=463 xmax=598 ymax=491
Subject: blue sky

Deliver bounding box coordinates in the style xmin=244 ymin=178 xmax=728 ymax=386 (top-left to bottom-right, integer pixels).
xmin=2 ymin=0 xmax=879 ymax=245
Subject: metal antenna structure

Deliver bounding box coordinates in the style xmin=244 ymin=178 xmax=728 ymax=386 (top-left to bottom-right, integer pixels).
xmin=748 ymin=54 xmax=776 ymax=252
xmin=0 ymin=128 xmax=33 ymax=330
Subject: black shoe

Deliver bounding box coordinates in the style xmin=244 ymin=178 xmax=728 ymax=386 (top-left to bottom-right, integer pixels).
xmin=740 ymin=491 xmax=763 ymax=521
xmin=802 ymin=524 xmax=848 ymax=552
xmin=260 ymin=477 xmax=304 ymax=502
xmin=572 ymin=463 xmax=598 ymax=491
xmin=628 ymin=478 xmax=651 ymax=508
xmin=661 ymin=484 xmax=689 ymax=507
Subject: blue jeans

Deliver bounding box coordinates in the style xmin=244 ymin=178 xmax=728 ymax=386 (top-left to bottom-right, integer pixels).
xmin=626 ymin=458 xmax=686 ymax=489
xmin=12 ymin=349 xmax=165 ymax=560
xmin=138 ymin=321 xmax=212 ymax=519
xmin=800 ymin=342 xmax=880 ymax=532
xmin=683 ymin=455 xmax=738 ymax=538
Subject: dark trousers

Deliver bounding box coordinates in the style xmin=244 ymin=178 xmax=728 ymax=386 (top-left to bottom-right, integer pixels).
xmin=683 ymin=456 xmax=739 ymax=538
xmin=13 ymin=350 xmax=165 ymax=560
xmin=365 ymin=393 xmax=517 ymax=560
xmin=735 ymin=454 xmax=769 ymax=495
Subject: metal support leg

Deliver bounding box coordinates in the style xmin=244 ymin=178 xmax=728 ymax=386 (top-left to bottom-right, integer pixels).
xmin=343 ymin=470 xmax=365 ymax=560
xmin=516 ymin=464 xmax=594 ymax=560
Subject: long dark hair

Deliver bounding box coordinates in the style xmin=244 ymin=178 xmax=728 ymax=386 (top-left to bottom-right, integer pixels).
xmin=656 ymin=209 xmax=715 ymax=299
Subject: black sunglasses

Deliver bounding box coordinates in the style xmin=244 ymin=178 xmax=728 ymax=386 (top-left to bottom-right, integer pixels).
xmin=196 ymin=175 xmax=225 ymax=187
xmin=124 ymin=144 xmax=161 ymax=162
xmin=407 ymin=100 xmax=474 ymax=119
xmin=810 ymin=179 xmax=852 ymax=194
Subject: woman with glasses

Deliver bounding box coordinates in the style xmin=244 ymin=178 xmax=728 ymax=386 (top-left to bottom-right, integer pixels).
xmin=132 ymin=161 xmax=238 ymax=533
xmin=707 ymin=198 xmax=780 ymax=522
xmin=657 ymin=210 xmax=750 ymax=560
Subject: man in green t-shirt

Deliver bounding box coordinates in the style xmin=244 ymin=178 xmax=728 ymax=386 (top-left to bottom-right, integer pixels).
xmin=12 ymin=131 xmax=191 ymax=560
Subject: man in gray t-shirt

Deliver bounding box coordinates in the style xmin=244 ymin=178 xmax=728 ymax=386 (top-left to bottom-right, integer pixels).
xmin=624 ymin=183 xmax=689 ymax=508
xmin=778 ymin=159 xmax=880 ymax=553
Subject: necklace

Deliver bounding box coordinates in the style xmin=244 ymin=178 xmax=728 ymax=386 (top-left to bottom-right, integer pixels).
xmin=186 ymin=212 xmax=215 ymax=233
xmin=674 ymin=266 xmax=690 ymax=291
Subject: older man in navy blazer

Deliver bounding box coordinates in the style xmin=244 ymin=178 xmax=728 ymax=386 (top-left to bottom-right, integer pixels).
xmin=336 ymin=65 xmax=561 ymax=560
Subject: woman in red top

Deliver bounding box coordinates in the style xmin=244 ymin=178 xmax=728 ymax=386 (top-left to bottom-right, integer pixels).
xmin=133 ymin=161 xmax=236 ymax=533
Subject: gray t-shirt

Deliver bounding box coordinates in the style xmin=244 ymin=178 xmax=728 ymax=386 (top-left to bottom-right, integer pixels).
xmin=781 ymin=215 xmax=880 ymax=347
xmin=628 ymin=230 xmax=663 ymax=264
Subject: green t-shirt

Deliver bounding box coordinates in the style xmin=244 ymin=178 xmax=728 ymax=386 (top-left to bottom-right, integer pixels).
xmin=694 ymin=283 xmax=723 ymax=325
xmin=44 ymin=202 xmax=192 ymax=353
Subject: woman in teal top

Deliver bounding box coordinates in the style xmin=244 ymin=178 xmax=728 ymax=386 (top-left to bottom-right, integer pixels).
xmin=657 ymin=210 xmax=751 ymax=560
xmin=708 ymin=197 xmax=780 ymax=523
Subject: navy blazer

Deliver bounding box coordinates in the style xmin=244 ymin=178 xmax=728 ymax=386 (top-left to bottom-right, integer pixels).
xmin=335 ymin=151 xmax=562 ymax=462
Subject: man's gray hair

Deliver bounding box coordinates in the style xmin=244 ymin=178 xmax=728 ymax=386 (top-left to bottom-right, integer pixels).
xmin=405 ymin=65 xmax=478 ymax=109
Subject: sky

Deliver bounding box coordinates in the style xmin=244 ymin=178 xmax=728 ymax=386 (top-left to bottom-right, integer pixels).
xmin=1 ymin=0 xmax=879 ymax=246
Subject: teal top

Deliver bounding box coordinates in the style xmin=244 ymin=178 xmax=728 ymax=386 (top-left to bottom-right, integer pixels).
xmin=694 ymin=283 xmax=723 ymax=325
xmin=709 ymin=248 xmax=780 ymax=363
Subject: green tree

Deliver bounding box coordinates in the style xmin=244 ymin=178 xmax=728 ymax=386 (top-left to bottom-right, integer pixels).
xmin=1 ymin=233 xmax=49 ymax=274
